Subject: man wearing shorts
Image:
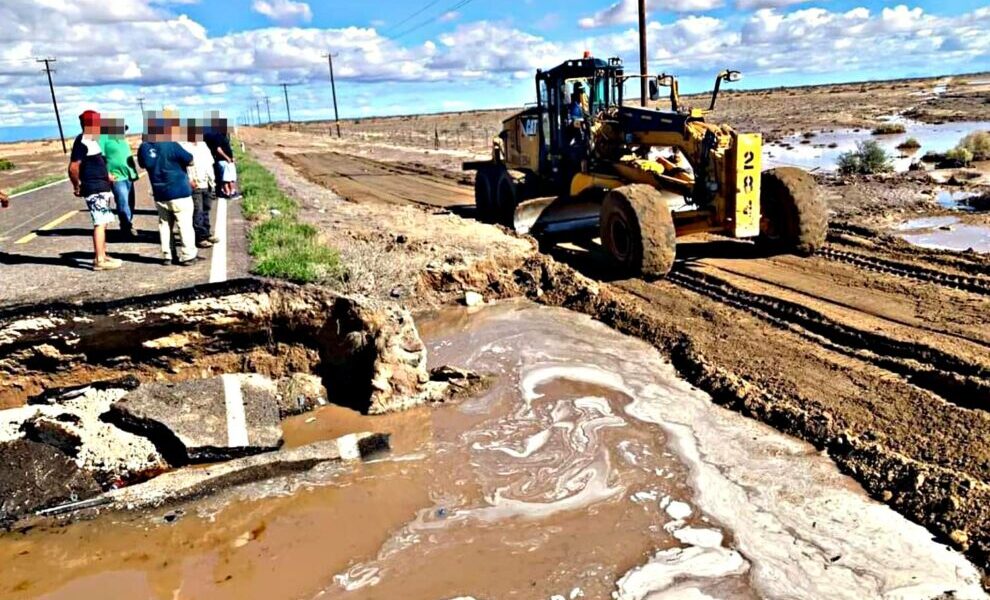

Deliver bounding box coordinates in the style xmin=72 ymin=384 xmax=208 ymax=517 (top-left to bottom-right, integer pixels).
xmin=205 ymin=117 xmax=240 ymax=199
xmin=68 ymin=110 xmax=122 ymax=271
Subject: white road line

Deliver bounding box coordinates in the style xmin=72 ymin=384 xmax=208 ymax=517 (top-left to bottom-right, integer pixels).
xmin=209 ymin=197 xmax=228 ymax=283
xmin=10 ymin=177 xmax=70 ymax=199
xmin=222 ymin=374 xmax=250 ymax=447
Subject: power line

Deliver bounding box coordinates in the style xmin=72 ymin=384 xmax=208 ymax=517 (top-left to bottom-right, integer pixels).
xmin=37 ymin=58 xmax=66 ymax=154
xmin=389 ymin=0 xmax=478 ymax=40
xmin=383 ymin=0 xmax=444 ymax=35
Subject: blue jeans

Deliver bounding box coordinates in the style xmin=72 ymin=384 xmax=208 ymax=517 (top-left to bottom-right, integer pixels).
xmin=111 ymin=179 xmax=134 ymax=229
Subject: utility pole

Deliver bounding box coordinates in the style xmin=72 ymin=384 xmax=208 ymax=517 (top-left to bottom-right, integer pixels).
xmin=638 ymin=0 xmax=648 ymax=107
xmin=281 ymin=83 xmax=292 ymax=123
xmin=324 ymin=52 xmax=342 ymax=138
xmin=137 ymin=97 xmax=145 ymax=132
xmin=37 ymin=58 xmax=66 ymax=154
xmin=264 ymin=96 xmax=272 ymax=123
xmin=256 ymin=100 xmax=262 ymax=126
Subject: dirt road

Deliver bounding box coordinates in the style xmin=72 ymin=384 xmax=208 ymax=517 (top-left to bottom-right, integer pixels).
xmin=265 ymin=143 xmax=990 ymax=576
xmin=282 ymin=151 xmax=475 ymax=210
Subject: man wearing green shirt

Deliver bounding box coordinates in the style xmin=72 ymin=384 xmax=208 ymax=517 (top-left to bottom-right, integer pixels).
xmin=100 ymin=117 xmax=139 ymax=237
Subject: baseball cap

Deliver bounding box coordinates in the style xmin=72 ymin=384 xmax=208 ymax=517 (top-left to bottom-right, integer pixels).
xmin=79 ymin=110 xmax=101 ymax=126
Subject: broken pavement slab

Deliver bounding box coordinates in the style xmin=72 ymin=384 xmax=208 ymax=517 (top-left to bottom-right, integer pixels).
xmin=102 ymin=432 xmax=390 ymax=513
xmin=108 ymin=374 xmax=284 ymax=466
xmin=0 ymin=386 xmax=168 ymax=488
xmin=0 ymin=439 xmax=102 ymax=524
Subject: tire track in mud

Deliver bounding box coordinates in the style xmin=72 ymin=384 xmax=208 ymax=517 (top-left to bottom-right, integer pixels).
xmin=663 ymin=266 xmax=990 ymax=411
xmin=828 ymin=225 xmax=990 ymax=277
xmin=819 ymin=246 xmax=990 ymax=296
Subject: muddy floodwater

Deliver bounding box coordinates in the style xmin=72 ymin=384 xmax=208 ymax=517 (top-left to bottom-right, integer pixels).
xmin=1 ymin=301 xmax=986 ymax=599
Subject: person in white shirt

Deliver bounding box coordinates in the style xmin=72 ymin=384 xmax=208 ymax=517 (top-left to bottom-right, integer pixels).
xmin=180 ymin=118 xmax=220 ymax=248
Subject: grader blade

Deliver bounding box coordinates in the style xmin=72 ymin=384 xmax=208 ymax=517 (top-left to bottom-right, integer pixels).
xmin=513 ymin=196 xmax=601 ymax=236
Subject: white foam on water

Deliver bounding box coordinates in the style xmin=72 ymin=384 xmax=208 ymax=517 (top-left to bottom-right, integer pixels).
xmin=333 ymin=564 xmax=381 ymax=591
xmin=613 ymin=546 xmax=749 ymax=600
xmin=671 ymin=527 xmax=724 ymax=549
xmin=475 ymin=428 xmax=553 ymax=459
xmin=470 ymin=453 xmax=623 ymax=522
xmin=664 ymin=500 xmax=692 ymax=521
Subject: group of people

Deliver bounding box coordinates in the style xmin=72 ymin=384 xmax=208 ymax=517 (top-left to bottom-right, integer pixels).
xmin=67 ymin=109 xmax=239 ymax=270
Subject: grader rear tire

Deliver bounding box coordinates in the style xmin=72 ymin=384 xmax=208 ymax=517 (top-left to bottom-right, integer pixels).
xmin=493 ymin=169 xmax=519 ymax=228
xmin=474 ymin=167 xmax=497 ymax=224
xmin=758 ymin=167 xmax=827 ymax=256
xmin=600 ymin=184 xmax=677 ymax=279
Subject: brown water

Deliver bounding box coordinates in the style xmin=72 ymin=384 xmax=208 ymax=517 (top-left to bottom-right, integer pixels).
xmin=0 ymin=301 xmax=985 ymax=599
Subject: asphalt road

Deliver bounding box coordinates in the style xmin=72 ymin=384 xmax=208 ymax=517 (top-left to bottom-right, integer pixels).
xmin=0 ymin=178 xmax=251 ymax=308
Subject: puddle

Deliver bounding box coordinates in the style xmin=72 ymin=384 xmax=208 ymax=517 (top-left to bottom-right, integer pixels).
xmin=896 ymin=216 xmax=990 ymax=254
xmin=0 ymin=301 xmax=985 ymax=599
xmin=764 ymin=119 xmax=990 ymax=172
xmin=936 ymin=189 xmax=979 ymax=211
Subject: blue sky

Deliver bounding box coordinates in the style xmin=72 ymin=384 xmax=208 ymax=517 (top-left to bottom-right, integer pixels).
xmin=0 ymin=0 xmax=988 ymax=142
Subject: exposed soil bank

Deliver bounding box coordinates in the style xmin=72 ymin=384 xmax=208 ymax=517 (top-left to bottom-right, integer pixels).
xmin=242 ymin=128 xmax=990 ymax=582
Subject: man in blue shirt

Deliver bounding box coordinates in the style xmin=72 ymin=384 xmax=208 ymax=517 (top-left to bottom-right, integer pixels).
xmin=137 ymin=113 xmax=200 ymax=265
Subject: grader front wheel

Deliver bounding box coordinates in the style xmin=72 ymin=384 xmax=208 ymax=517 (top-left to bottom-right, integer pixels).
xmin=758 ymin=167 xmax=827 ymax=256
xmin=600 ymin=184 xmax=677 ymax=279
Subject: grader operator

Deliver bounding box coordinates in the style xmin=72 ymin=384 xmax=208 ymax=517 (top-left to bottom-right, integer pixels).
xmin=463 ymin=55 xmax=827 ymax=278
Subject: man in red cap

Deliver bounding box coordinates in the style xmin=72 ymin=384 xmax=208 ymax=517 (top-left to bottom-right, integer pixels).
xmin=69 ymin=110 xmax=121 ymax=271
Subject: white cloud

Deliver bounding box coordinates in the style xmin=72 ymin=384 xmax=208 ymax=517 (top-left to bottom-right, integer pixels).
xmin=251 ymin=0 xmax=312 ymax=25
xmin=579 ymin=0 xmax=724 ymax=28
xmin=736 ymin=0 xmax=812 ymax=9
xmin=0 ymin=0 xmax=988 ymax=129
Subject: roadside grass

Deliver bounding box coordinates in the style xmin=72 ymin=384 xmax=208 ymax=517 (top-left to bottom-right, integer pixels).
xmin=235 ymin=144 xmax=344 ymax=284
xmin=235 ymin=146 xmax=296 ymax=220
xmin=10 ymin=174 xmax=66 ymax=195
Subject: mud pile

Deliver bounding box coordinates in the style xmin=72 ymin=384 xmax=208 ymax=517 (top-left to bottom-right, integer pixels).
xmin=0 ymin=280 xmax=475 ymax=524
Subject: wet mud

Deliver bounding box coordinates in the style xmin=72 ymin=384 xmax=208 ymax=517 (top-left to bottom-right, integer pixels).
xmin=2 ymin=301 xmax=983 ymax=599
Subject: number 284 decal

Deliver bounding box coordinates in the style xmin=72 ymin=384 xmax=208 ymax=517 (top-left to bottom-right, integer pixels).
xmin=742 ymin=150 xmax=755 ymax=193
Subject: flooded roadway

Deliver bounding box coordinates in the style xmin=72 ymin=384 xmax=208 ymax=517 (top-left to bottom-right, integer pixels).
xmin=0 ymin=301 xmax=985 ymax=599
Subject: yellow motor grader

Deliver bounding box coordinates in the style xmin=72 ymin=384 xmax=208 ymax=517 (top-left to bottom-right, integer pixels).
xmin=463 ymin=55 xmax=827 ymax=278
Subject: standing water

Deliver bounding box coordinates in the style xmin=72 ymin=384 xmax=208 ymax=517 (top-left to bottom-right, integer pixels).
xmin=0 ymin=301 xmax=985 ymax=599
xmin=764 ymin=119 xmax=990 ymax=172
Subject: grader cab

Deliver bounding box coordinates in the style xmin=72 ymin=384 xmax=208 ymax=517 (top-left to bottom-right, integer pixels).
xmin=464 ymin=55 xmax=827 ymax=278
